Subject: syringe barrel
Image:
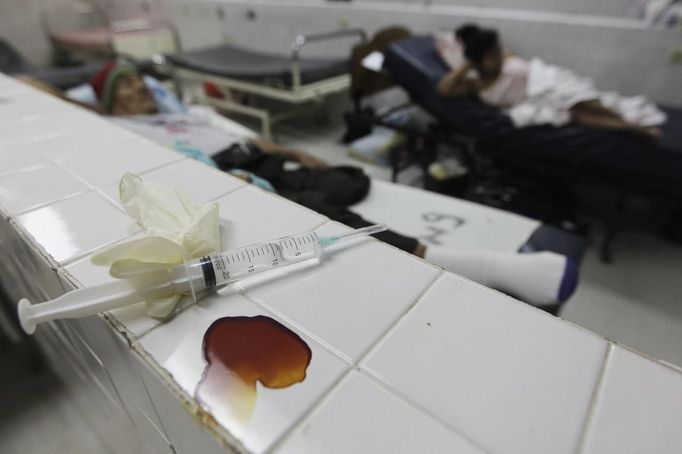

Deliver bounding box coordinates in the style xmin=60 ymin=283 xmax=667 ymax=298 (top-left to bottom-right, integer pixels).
xmin=185 ymin=231 xmax=322 ymax=299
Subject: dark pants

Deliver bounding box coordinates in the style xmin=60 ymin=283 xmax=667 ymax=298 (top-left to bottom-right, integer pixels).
xmin=213 ymin=145 xmax=419 ymax=253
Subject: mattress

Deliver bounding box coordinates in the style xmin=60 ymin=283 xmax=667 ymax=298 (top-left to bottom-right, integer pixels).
xmin=166 ymin=44 xmax=349 ymax=86
xmin=383 ymin=36 xmax=682 ymax=198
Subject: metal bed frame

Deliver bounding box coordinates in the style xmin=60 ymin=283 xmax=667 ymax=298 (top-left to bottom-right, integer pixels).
xmin=168 ymin=29 xmax=367 ymax=139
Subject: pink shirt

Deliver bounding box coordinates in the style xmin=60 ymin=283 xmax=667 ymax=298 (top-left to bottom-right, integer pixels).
xmin=479 ymin=56 xmax=530 ymax=108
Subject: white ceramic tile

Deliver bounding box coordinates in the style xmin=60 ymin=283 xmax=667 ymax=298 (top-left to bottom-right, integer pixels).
xmin=76 ymin=313 xmax=172 ymax=450
xmin=0 ymin=93 xmax=64 ymax=122
xmin=134 ymin=354 xmax=229 ymax=454
xmin=35 ymin=124 xmax=140 ymax=162
xmin=63 ymin=245 xmax=195 ymax=339
xmin=4 ymin=111 xmax=96 ymax=141
xmin=241 ymin=221 xmax=440 ymax=362
xmin=16 ymin=191 xmax=140 ymax=264
xmin=100 ymin=158 xmax=244 ymax=209
xmin=0 ymin=125 xmax=21 ymax=148
xmin=0 ymin=81 xmax=32 ymax=97
xmin=0 ymin=142 xmax=49 ymax=176
xmin=582 ymin=346 xmax=682 ymax=454
xmin=363 ymin=273 xmax=608 ymax=454
xmin=276 ymin=371 xmax=485 ymax=454
xmin=138 ymin=290 xmax=348 ymax=453
xmin=0 ymin=164 xmax=88 ymax=215
xmin=215 ymin=186 xmax=327 ymax=250
xmin=60 ymin=138 xmax=184 ymax=188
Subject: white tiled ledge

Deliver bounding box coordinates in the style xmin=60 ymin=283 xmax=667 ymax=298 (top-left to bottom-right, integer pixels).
xmin=1 ymin=74 xmax=681 ymax=454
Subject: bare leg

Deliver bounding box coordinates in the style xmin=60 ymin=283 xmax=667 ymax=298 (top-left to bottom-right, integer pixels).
xmin=574 ymin=100 xmax=623 ymax=120
xmin=570 ymin=102 xmax=658 ymax=140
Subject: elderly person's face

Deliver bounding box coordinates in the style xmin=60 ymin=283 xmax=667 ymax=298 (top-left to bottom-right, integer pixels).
xmin=112 ymin=74 xmax=158 ymax=116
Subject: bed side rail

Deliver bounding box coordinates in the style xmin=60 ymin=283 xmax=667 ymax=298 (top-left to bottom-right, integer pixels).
xmin=290 ymin=28 xmax=367 ymax=89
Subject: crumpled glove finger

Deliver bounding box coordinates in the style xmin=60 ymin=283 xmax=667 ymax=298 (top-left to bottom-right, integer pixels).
xmin=145 ymin=294 xmax=182 ymax=319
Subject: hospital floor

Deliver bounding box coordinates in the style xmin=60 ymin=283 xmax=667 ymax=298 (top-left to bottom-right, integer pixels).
xmin=2 ymin=118 xmax=681 ymax=454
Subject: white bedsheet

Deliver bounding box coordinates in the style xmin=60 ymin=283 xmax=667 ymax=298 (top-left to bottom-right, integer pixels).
xmin=352 ymin=180 xmax=540 ymax=253
xmin=508 ymin=58 xmax=667 ymax=128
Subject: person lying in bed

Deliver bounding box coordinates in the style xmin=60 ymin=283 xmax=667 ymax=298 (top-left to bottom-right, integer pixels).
xmin=33 ymin=61 xmax=579 ymax=308
xmin=436 ymin=24 xmax=666 ymax=140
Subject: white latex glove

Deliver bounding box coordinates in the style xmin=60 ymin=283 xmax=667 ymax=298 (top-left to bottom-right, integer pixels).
xmin=92 ymin=173 xmax=221 ymax=318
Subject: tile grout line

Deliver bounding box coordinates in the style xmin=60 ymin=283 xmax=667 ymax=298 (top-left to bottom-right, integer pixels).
xmin=205 ymin=181 xmax=249 ymax=202
xmin=265 ymin=367 xmax=355 ymax=454
xmin=58 ymin=228 xmax=143 ymax=268
xmin=10 ymin=187 xmax=94 ymax=218
xmin=231 ymin=218 xmax=352 ymax=362
xmin=357 ymin=367 xmax=494 ymax=454
xmin=576 ymin=342 xmax=613 ymax=454
xmin=130 ymin=288 xmax=339 ymax=454
xmin=54 ymin=143 xmax=186 ymax=192
xmin=130 ymin=344 xmax=250 ymax=454
xmin=52 ymin=158 xmax=102 ymax=191
xmin=267 ymin=270 xmax=449 ymax=453
xmin=349 ymin=270 xmax=495 ymax=453
xmin=129 ymin=351 xmax=175 ymax=445
xmin=353 ymin=270 xmax=444 ymax=366
xmin=238 ymin=287 xmax=353 ymax=363
xmin=226 ymin=223 xmax=450 ymax=450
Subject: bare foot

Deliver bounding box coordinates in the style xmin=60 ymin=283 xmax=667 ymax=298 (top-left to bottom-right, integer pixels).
xmin=645 ymin=126 xmax=663 ymax=141
xmin=629 ymin=125 xmax=661 ymax=142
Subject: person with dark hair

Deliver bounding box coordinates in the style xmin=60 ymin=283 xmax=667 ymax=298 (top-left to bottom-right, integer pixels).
xmin=454 ymin=23 xmax=480 ymax=43
xmin=437 ymin=24 xmax=665 ymax=139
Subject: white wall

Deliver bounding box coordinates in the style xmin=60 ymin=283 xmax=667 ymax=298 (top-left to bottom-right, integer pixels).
xmin=161 ymin=0 xmax=682 ymax=107
xmin=0 ymin=0 xmax=57 ymax=65
xmin=365 ymin=0 xmax=633 ymax=18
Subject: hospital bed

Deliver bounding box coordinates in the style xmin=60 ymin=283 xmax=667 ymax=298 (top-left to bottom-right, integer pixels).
xmin=165 ymin=29 xmax=367 ymax=139
xmin=0 ymin=39 xmax=166 ymax=90
xmin=353 ymin=34 xmax=682 ymax=261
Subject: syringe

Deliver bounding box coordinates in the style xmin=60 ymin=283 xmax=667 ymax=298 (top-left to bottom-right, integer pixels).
xmin=17 ymin=224 xmax=387 ymax=334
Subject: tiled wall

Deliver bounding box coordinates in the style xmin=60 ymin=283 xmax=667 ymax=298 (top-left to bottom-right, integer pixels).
xmin=161 ymin=0 xmax=682 ymax=107
xmin=2 ymin=75 xmax=682 ymax=453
